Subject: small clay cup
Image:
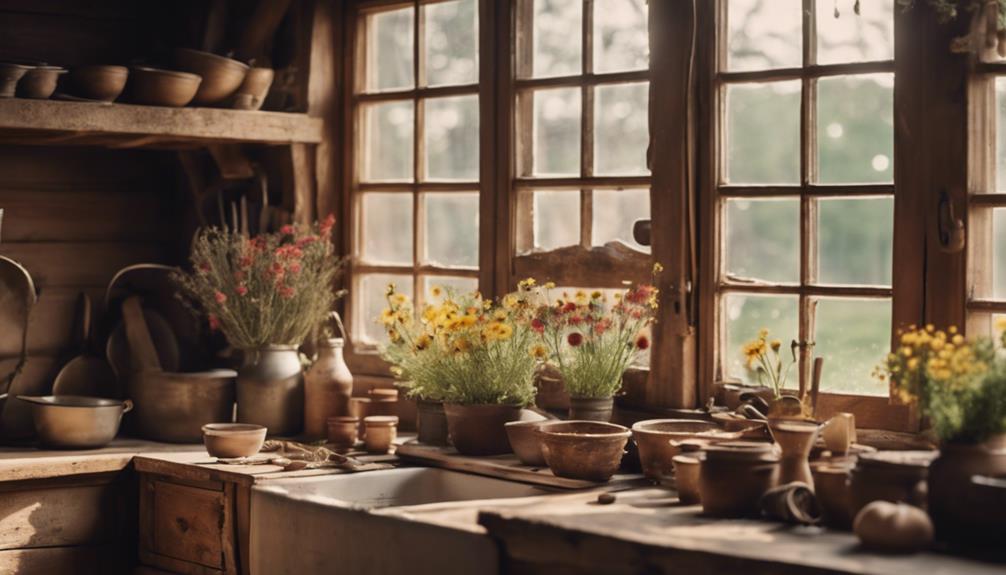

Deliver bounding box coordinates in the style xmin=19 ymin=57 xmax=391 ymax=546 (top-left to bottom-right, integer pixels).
xmin=445 ymin=403 xmax=522 ymax=455
xmin=70 ymin=65 xmax=128 ymax=101
xmin=812 ymin=464 xmax=854 ymax=529
xmin=327 ymin=415 xmax=359 ymax=453
xmin=538 ymin=420 xmax=631 ymax=482
xmin=699 ymin=441 xmax=780 ymax=517
xmin=631 ymin=419 xmax=720 ymax=481
xmin=363 ymin=415 xmax=398 ymax=454
xmin=672 ymin=454 xmax=702 ymax=504
xmin=17 ymin=66 xmax=65 ymax=99
xmin=0 ymin=64 xmax=31 ymax=98
xmin=505 ymin=420 xmax=548 ymax=466
xmin=202 ymin=423 xmax=267 ymax=459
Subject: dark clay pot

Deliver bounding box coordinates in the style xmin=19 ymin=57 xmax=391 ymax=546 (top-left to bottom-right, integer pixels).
xmin=568 ymin=397 xmax=614 ymax=422
xmin=928 ymin=436 xmax=1006 ymax=546
xmin=416 ymin=399 xmax=449 ymax=446
xmin=444 ymin=403 xmax=521 ymax=455
xmin=699 ymin=442 xmax=780 ymax=517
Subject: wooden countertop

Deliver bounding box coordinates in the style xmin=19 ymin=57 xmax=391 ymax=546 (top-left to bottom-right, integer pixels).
xmin=477 ymin=489 xmax=1005 ymax=575
xmin=0 ymin=438 xmax=204 ymax=483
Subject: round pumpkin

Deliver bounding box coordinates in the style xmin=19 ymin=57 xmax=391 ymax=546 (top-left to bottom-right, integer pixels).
xmin=853 ymin=501 xmax=933 ymax=553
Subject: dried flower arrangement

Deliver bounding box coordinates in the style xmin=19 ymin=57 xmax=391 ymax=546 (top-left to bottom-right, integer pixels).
xmin=173 ymin=216 xmax=346 ymax=349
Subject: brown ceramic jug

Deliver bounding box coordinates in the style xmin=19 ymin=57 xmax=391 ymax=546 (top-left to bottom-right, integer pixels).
xmin=304 ymin=337 xmax=353 ymax=439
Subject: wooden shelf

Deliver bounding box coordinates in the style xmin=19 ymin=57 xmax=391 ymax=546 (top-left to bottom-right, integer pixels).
xmin=0 ymin=99 xmax=324 ymax=149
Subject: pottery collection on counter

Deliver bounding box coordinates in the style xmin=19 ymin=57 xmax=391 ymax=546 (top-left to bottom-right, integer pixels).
xmin=538 ymin=420 xmax=631 ymax=482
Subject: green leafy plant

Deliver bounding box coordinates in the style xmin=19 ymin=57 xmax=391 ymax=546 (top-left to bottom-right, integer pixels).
xmin=875 ymin=324 xmax=1006 ymax=444
xmin=379 ymin=285 xmax=539 ymax=406
xmin=173 ymin=216 xmax=346 ymax=349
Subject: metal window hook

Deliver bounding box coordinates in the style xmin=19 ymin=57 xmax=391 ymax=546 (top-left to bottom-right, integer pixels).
xmin=937 ymin=189 xmax=966 ymax=254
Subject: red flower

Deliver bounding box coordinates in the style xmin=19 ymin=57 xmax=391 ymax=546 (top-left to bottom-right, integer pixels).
xmin=595 ymin=318 xmax=611 ymax=335
xmin=214 ymin=291 xmax=227 ymax=304
xmin=275 ymin=245 xmax=304 ymax=260
xmin=635 ymin=334 xmax=650 ymax=350
xmin=288 ymin=262 xmax=302 ymax=274
xmin=238 ymin=256 xmax=253 ymax=269
xmin=626 ymin=284 xmax=656 ymax=304
xmin=236 ymin=285 xmax=248 ymax=296
xmin=567 ymin=332 xmax=583 ymax=347
xmin=569 ymin=315 xmax=583 ymax=326
xmin=280 ymin=225 xmax=295 ymax=235
xmin=562 ymin=302 xmax=577 ymax=313
xmin=208 ymin=314 xmax=221 ymax=331
xmin=531 ymin=318 xmax=545 ymax=333
xmin=296 ymin=236 xmax=318 ymax=247
xmin=320 ymin=213 xmax=336 ymax=238
xmin=279 ymin=286 xmax=296 ymax=299
xmin=197 ymin=262 xmax=211 ymax=275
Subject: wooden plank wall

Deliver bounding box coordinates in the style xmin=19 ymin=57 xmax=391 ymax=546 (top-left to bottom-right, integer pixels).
xmin=0 ymin=146 xmax=179 ymax=438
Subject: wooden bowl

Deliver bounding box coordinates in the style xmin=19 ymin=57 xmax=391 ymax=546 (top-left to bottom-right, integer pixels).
xmin=538 ymin=420 xmax=631 ymax=482
xmin=174 ymin=48 xmax=248 ymax=105
xmin=202 ymin=423 xmax=266 ymax=459
xmin=128 ymin=66 xmax=202 ymax=107
xmin=70 ymin=65 xmax=128 ymax=101
xmin=17 ymin=66 xmax=65 ymax=99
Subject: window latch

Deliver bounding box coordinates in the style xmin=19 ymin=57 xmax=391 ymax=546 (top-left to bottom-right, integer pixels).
xmin=937 ymin=189 xmax=965 ymax=254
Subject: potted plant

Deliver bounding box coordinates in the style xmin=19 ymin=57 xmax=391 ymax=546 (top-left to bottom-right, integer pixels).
xmin=173 ymin=216 xmax=345 ymax=436
xmin=531 ymin=274 xmax=658 ymax=422
xmin=876 ymin=323 xmax=1006 ymax=544
xmin=380 ymin=284 xmax=539 ymax=454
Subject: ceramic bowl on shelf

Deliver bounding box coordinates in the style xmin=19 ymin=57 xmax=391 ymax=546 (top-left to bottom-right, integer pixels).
xmin=69 ymin=65 xmax=128 ymax=101
xmin=16 ymin=65 xmax=66 ymax=99
xmin=18 ymin=395 xmax=132 ymax=449
xmin=232 ymin=67 xmax=274 ymax=110
xmin=202 ymin=423 xmax=267 ymax=459
xmin=538 ymin=420 xmax=631 ymax=482
xmin=174 ymin=48 xmax=248 ymax=105
xmin=0 ymin=63 xmax=32 ymax=98
xmin=505 ymin=420 xmax=548 ymax=466
xmin=631 ymin=419 xmax=722 ymax=481
xmin=128 ymin=66 xmax=202 ymax=107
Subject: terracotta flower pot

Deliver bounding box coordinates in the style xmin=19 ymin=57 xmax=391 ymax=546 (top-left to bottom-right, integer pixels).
xmin=769 ymin=419 xmax=820 ymax=490
xmin=444 ymin=403 xmax=522 ymax=455
xmin=538 ymin=420 xmax=631 ymax=482
xmin=568 ymin=397 xmax=614 ymax=422
xmin=505 ymin=420 xmax=548 ymax=466
xmin=928 ymin=435 xmax=1006 ymax=545
xmin=631 ymin=419 xmax=720 ymax=481
xmin=699 ymin=441 xmax=780 ymax=517
xmin=416 ymin=399 xmax=449 ymax=446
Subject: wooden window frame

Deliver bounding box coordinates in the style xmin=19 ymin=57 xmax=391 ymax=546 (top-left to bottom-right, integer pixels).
xmin=342 ymin=0 xmax=494 ymax=376
xmin=697 ymin=0 xmax=917 ymax=430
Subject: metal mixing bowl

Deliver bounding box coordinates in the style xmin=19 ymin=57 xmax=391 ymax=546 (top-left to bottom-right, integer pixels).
xmin=18 ymin=395 xmax=132 ymax=449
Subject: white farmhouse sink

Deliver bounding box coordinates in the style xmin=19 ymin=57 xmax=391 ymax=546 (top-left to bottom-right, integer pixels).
xmin=249 ymin=467 xmax=560 ymax=575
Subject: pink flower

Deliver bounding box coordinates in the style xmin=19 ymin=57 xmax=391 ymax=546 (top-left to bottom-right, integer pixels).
xmin=531 ymin=318 xmax=545 ymax=334
xmin=208 ymin=314 xmax=220 ymax=331
xmin=296 ymin=236 xmax=318 ymax=247
xmin=279 ymin=286 xmax=296 ymax=299
xmin=320 ymin=214 xmax=336 ymax=238
xmin=569 ymin=315 xmax=583 ymax=326
xmin=567 ymin=332 xmax=583 ymax=347
xmin=197 ymin=262 xmax=211 ymax=275
xmin=287 ymin=262 xmax=302 ymax=274
xmin=236 ymin=285 xmax=248 ymax=296
xmin=214 ymin=291 xmax=227 ymax=304
xmin=275 ymin=245 xmax=304 ymax=260
xmin=280 ymin=225 xmax=295 ymax=235
xmin=594 ymin=318 xmax=611 ymax=335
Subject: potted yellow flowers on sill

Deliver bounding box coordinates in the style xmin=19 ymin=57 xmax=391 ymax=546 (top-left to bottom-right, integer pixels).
xmin=379 ymin=284 xmax=540 ymax=455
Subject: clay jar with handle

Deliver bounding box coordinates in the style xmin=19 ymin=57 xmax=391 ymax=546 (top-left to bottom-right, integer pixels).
xmin=699 ymin=441 xmax=780 ymax=517
xmin=304 ymin=337 xmax=353 ymax=440
xmin=769 ymin=419 xmax=820 ymax=491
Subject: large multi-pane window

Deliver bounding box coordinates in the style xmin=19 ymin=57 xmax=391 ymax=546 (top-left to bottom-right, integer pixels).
xmin=512 ymin=0 xmax=651 ymax=271
xmin=714 ymin=0 xmax=896 ymax=398
xmin=349 ymin=0 xmax=481 ymax=349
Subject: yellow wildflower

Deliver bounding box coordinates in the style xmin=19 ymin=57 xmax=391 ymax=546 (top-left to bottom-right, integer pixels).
xmin=770 ymin=340 xmax=782 ymax=352
xmin=758 ymin=328 xmax=769 ymax=339
xmin=653 ymin=262 xmax=664 ymax=274
xmin=414 ymin=334 xmax=432 ymax=351
xmin=529 ymin=344 xmax=548 ymax=359
xmin=430 ymin=286 xmax=443 ymax=298
xmin=591 ymin=290 xmax=603 ymax=300
xmin=392 ymin=293 xmax=408 ymax=305
xmin=380 ymin=308 xmax=397 ymax=326
xmin=544 ymin=281 xmax=556 ymax=289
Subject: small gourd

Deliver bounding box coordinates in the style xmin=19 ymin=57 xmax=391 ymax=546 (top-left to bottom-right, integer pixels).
xmin=853 ymin=501 xmax=933 ymax=553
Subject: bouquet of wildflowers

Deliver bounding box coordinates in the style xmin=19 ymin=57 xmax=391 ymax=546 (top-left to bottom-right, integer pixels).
xmin=529 ymin=273 xmax=659 ymax=400
xmin=173 ymin=216 xmax=345 ymax=349
xmin=741 ymin=329 xmax=798 ymax=399
xmin=875 ymin=324 xmax=1006 ymax=444
xmin=379 ymin=285 xmax=540 ymax=406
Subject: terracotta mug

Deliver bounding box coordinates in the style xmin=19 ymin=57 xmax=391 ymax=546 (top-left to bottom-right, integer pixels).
xmin=822 ymin=413 xmax=856 ymax=454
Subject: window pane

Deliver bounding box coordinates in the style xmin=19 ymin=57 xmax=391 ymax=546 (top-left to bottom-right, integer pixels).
xmin=594 ymin=82 xmax=649 ymax=176
xmin=817 ymin=74 xmax=894 ymax=184
xmin=422 ymin=192 xmax=479 ymax=268
xmin=365 ymin=7 xmax=414 ymax=92
xmin=360 ymin=193 xmax=413 ymax=265
xmin=421 ymin=275 xmax=479 ymax=303
xmin=531 ymin=190 xmax=579 ymax=252
xmin=726 ymin=81 xmax=801 ymax=184
xmin=995 ymin=209 xmax=1006 ymax=299
xmin=530 ymin=87 xmax=581 ymax=176
xmin=593 ymin=0 xmax=648 ymax=73
xmin=725 ymin=198 xmax=800 ymax=284
xmin=357 ymin=273 xmax=414 ymax=345
xmin=424 ymin=95 xmax=479 ymax=181
xmin=726 ymin=0 xmax=802 ymax=72
xmin=995 ymin=78 xmax=1006 ymax=192
xmin=724 ymin=293 xmax=799 ymax=385
xmin=813 ymin=298 xmax=891 ymax=395
xmin=815 ymin=0 xmax=894 ymax=65
xmin=424 ymin=0 xmax=478 ymax=87
xmin=818 ymin=197 xmax=893 ymax=286
xmin=361 ymin=101 xmax=414 ymax=182
xmin=592 ymin=189 xmax=650 ymax=253
xmin=528 ymin=0 xmax=582 ymax=78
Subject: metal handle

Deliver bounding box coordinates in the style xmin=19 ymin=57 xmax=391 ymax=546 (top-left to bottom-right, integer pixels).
xmin=937 ymin=189 xmax=966 ymax=254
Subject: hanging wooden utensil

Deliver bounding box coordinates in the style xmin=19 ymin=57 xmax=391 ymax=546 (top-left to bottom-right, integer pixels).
xmin=52 ymin=293 xmax=118 ymax=397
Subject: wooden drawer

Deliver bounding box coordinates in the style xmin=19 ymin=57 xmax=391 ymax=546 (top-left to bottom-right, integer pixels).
xmin=0 ymin=482 xmax=116 ymax=550
xmin=139 ymin=475 xmax=239 ymax=575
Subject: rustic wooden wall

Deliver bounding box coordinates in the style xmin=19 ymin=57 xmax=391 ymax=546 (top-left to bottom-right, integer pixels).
xmin=0 ymin=146 xmax=180 ymax=438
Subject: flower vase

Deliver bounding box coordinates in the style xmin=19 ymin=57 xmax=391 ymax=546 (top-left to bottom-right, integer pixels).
xmin=444 ymin=403 xmax=521 ymax=455
xmin=568 ymin=397 xmax=614 ymax=422
xmin=237 ymin=345 xmax=304 ymax=436
xmin=769 ymin=419 xmax=820 ymax=490
xmin=304 ymin=338 xmax=353 ymax=440
xmin=928 ymin=434 xmax=1006 ymax=546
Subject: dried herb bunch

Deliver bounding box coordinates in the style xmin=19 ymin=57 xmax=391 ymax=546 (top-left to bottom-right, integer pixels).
xmin=379 ymin=284 xmax=539 ymax=406
xmin=173 ymin=216 xmax=346 ymax=349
